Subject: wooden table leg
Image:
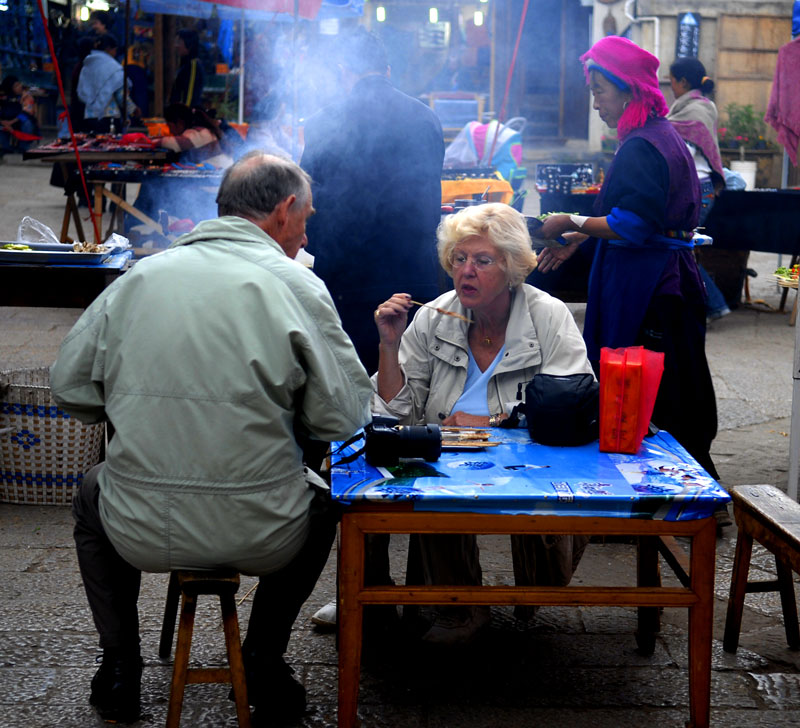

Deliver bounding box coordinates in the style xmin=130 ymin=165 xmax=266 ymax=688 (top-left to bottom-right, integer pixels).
xmin=636 ymin=535 xmax=661 ymax=655
xmin=338 ymin=514 xmax=364 ymax=728
xmin=59 ymin=193 xmax=86 ymax=244
xmin=60 ymin=193 xmax=73 ymax=243
xmin=688 ymin=517 xmax=716 ymax=728
xmin=723 ymin=524 xmax=753 ymax=653
xmin=72 ymin=194 xmax=86 ymax=243
xmin=102 ymin=186 xmax=164 ymax=237
xmin=779 ymin=255 xmax=799 ymax=313
xmin=93 ymin=183 xmax=104 ymax=244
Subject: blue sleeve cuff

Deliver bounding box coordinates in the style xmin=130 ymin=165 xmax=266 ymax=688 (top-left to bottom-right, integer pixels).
xmin=606 ymin=207 xmax=656 ymax=246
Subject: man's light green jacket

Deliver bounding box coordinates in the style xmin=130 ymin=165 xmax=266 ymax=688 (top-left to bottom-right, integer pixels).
xmin=51 ymin=216 xmax=372 ymax=574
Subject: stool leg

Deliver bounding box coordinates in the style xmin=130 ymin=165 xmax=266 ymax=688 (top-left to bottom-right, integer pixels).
xmin=219 ymin=592 xmax=251 ymax=728
xmin=166 ymin=592 xmax=196 ymax=728
xmin=159 ymin=572 xmax=181 ymax=659
xmin=774 ymin=555 xmax=800 ymax=650
xmin=723 ymin=526 xmax=753 ymax=653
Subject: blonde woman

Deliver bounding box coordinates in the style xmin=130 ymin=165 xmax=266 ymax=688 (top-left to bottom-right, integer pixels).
xmin=371 ymin=202 xmax=593 ymax=644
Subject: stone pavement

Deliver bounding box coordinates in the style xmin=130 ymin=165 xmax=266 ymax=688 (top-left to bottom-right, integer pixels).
xmin=1 ymin=154 xmax=800 ymax=727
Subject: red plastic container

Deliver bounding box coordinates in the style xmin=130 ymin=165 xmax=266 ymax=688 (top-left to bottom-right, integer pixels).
xmin=599 ymin=346 xmax=664 ymax=454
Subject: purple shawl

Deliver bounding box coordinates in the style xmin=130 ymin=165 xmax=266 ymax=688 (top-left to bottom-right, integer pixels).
xmin=595 ymin=117 xmax=700 ymax=231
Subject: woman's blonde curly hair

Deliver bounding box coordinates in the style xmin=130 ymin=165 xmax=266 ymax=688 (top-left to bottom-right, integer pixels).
xmin=437 ymin=203 xmax=538 ymax=287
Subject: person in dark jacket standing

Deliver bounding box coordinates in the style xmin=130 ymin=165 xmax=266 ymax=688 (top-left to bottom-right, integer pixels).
xmin=301 ymin=26 xmax=444 ymax=633
xmin=301 ymin=27 xmax=445 ymax=376
xmin=169 ymin=29 xmax=205 ymax=109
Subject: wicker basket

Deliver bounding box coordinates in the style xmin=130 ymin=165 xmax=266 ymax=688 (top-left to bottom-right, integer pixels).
xmin=0 ymin=368 xmax=104 ymax=505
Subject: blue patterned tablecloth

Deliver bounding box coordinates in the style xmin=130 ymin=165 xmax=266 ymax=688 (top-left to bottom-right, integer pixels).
xmin=330 ymin=429 xmax=730 ymax=521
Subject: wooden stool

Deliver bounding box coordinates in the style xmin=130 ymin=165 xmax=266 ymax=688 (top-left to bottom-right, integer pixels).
xmin=723 ymin=484 xmax=800 ymax=653
xmin=159 ymin=569 xmax=251 ymax=728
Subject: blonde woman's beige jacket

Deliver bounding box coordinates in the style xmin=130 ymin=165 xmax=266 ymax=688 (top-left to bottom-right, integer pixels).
xmin=372 ymin=285 xmax=593 ymax=424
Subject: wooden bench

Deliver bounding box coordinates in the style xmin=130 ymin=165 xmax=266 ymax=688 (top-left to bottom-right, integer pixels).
xmin=159 ymin=569 xmax=252 ymax=727
xmin=723 ymin=484 xmax=800 ymax=653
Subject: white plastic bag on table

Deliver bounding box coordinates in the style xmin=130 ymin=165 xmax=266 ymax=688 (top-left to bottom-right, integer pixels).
xmin=106 ymin=232 xmax=131 ymax=250
xmin=444 ymin=123 xmax=480 ymax=168
xmin=16 ymin=216 xmax=63 ymax=246
xmin=723 ymin=167 xmax=748 ymax=190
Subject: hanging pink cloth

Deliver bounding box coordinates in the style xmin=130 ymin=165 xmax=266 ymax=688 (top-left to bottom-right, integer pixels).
xmin=765 ymin=36 xmax=800 ymax=166
xmin=579 ymin=36 xmax=669 ymax=141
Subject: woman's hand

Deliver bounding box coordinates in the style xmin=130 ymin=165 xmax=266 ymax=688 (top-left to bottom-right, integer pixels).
xmin=374 ymin=293 xmax=413 ymax=349
xmin=442 ymin=411 xmax=491 ymax=427
xmin=536 ymin=234 xmax=584 ymax=273
xmin=442 ymin=411 xmax=508 ymax=427
xmin=540 ymin=213 xmax=574 ymax=240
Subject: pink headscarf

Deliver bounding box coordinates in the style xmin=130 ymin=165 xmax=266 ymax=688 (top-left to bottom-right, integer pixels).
xmin=579 ymin=36 xmax=669 ymax=140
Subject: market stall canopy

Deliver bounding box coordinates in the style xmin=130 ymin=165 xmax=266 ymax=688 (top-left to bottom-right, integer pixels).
xmin=122 ymin=0 xmax=363 ymax=128
xmin=130 ymin=0 xmax=363 ymax=22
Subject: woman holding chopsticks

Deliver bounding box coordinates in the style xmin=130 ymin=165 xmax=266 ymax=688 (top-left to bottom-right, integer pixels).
xmin=370 ymin=202 xmax=594 ymax=645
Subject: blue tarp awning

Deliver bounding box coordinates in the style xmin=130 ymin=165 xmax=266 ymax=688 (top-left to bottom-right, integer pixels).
xmin=131 ymin=0 xmax=362 ymax=22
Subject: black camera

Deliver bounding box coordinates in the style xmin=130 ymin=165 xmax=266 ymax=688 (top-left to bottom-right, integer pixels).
xmin=364 ymin=416 xmax=442 ymax=466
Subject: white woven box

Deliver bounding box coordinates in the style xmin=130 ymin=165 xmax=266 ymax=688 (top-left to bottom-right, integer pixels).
xmin=0 ymin=368 xmax=104 ymax=505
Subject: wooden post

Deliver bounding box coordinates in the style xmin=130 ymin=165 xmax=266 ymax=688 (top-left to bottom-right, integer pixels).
xmin=154 ymin=14 xmax=164 ymax=116
xmin=122 ymin=0 xmax=131 ymax=127
xmin=163 ymin=15 xmax=177 ymax=114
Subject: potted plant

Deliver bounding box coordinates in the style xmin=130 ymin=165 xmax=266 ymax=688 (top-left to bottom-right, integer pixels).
xmin=722 ymin=103 xmax=767 ymax=156
xmin=717 ymin=126 xmax=737 ymax=150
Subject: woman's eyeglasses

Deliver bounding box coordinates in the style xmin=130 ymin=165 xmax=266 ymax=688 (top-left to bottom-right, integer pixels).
xmin=450 ymin=253 xmax=497 ymax=271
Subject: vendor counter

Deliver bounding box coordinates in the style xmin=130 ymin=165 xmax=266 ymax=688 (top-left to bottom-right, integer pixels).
xmin=531 ymin=188 xmax=800 ymax=307
xmin=704 ymin=189 xmax=800 ymax=255
xmin=537 ymin=188 xmax=800 ymax=255
xmin=441 ymin=177 xmax=514 ymax=205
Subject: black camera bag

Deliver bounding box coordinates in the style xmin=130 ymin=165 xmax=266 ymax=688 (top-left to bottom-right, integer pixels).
xmin=524 ymin=373 xmax=599 ymax=446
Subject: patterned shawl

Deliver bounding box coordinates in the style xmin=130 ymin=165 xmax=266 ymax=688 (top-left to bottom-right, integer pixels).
xmin=667 ymin=90 xmax=725 ymax=182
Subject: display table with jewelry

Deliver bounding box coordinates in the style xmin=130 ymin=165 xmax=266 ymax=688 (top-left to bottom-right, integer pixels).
xmin=330 ymin=426 xmax=729 ymax=728
xmin=23 ymin=135 xmax=171 ymax=244
xmin=83 ymin=161 xmax=225 ymax=245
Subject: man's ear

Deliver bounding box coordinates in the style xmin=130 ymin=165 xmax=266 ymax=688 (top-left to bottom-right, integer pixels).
xmin=264 ymin=194 xmax=296 ymax=241
xmin=274 ymin=194 xmax=296 ymax=228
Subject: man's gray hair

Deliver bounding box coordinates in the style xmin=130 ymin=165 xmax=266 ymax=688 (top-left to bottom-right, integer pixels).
xmin=216 ymin=151 xmax=311 ymax=220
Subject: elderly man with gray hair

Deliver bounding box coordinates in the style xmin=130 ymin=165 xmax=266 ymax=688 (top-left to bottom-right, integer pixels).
xmin=50 ymin=151 xmax=372 ymax=725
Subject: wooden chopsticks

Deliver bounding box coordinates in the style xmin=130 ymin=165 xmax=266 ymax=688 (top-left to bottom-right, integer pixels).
xmin=409 ymin=299 xmax=473 ymax=324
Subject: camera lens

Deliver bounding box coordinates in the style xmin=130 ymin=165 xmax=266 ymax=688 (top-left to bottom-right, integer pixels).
xmin=364 ymin=421 xmax=442 ymax=466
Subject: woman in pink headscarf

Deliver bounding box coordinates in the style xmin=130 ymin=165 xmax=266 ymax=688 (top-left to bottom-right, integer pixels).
xmin=537 ymin=36 xmax=718 ymax=479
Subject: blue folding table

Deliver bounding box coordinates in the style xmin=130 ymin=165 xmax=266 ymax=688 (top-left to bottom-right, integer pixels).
xmin=330 ymin=428 xmax=730 ymax=728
